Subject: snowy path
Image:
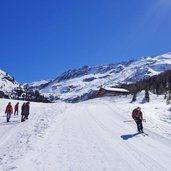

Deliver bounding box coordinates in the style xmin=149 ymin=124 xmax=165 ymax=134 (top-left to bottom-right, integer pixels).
xmin=0 ymin=97 xmax=171 ymax=171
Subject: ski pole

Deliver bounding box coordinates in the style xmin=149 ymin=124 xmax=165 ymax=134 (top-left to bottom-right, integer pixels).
xmin=142 ymin=119 xmax=146 ymax=122
xmin=123 ymin=119 xmax=146 ymax=123
xmin=123 ymin=120 xmax=134 ymax=123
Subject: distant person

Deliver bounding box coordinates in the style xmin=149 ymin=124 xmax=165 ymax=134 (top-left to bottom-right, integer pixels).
xmin=14 ymin=102 xmax=19 ymax=115
xmin=21 ymin=103 xmax=26 ymax=122
xmin=132 ymin=107 xmax=143 ymax=133
xmin=25 ymin=102 xmax=30 ymax=120
xmin=5 ymin=102 xmax=13 ymax=122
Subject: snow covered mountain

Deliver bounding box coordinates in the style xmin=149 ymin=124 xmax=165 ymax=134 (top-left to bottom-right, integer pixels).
xmin=1 ymin=52 xmax=171 ymax=102
xmin=0 ymin=69 xmax=19 ymax=97
xmin=23 ymin=80 xmax=51 ymax=90
xmin=32 ymin=52 xmax=171 ymax=102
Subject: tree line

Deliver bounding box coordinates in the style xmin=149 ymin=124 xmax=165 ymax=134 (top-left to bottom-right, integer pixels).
xmin=0 ymin=86 xmax=50 ymax=103
xmin=120 ymin=69 xmax=171 ymax=103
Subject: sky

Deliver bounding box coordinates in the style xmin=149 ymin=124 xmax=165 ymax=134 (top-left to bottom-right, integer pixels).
xmin=0 ymin=0 xmax=171 ymax=83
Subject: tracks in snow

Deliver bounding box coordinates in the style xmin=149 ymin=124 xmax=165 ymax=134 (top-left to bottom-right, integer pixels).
xmin=0 ymin=101 xmax=171 ymax=171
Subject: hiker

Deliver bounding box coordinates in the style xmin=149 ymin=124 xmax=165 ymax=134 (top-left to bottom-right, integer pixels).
xmin=5 ymin=102 xmax=13 ymax=122
xmin=132 ymin=107 xmax=143 ymax=133
xmin=21 ymin=103 xmax=26 ymax=122
xmin=14 ymin=102 xmax=19 ymax=115
xmin=25 ymin=101 xmax=30 ymax=120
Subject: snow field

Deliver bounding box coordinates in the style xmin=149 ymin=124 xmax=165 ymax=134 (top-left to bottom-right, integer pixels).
xmin=0 ymin=93 xmax=171 ymax=171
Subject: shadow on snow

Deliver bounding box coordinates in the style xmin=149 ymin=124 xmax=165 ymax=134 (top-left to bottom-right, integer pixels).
xmin=121 ymin=133 xmax=140 ymax=140
xmin=0 ymin=120 xmax=21 ymax=125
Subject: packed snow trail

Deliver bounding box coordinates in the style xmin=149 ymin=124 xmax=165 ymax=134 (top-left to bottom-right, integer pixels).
xmin=0 ymin=96 xmax=171 ymax=171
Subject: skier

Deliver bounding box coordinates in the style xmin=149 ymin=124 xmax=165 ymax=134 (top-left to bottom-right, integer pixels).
xmin=25 ymin=101 xmax=30 ymax=120
xmin=14 ymin=102 xmax=19 ymax=115
xmin=5 ymin=102 xmax=13 ymax=122
xmin=21 ymin=103 xmax=26 ymax=122
xmin=132 ymin=107 xmax=143 ymax=133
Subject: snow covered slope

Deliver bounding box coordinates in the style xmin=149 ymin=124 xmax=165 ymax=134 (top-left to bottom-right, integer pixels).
xmin=23 ymin=80 xmax=51 ymax=90
xmin=0 ymin=69 xmax=19 ymax=96
xmin=1 ymin=52 xmax=171 ymax=102
xmin=0 ymin=93 xmax=171 ymax=171
xmin=37 ymin=52 xmax=171 ymax=102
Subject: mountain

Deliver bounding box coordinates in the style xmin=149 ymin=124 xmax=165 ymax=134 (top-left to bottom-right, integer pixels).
xmin=1 ymin=52 xmax=171 ymax=102
xmin=23 ymin=80 xmax=51 ymax=90
xmin=0 ymin=70 xmax=50 ymax=102
xmin=33 ymin=52 xmax=171 ymax=102
xmin=0 ymin=69 xmax=19 ymax=97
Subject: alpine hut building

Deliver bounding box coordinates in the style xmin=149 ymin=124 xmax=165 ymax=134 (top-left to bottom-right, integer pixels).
xmin=96 ymin=87 xmax=129 ymax=97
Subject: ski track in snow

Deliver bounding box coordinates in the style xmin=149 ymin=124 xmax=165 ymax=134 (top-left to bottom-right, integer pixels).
xmin=0 ymin=95 xmax=171 ymax=171
xmin=85 ymin=104 xmax=170 ymax=171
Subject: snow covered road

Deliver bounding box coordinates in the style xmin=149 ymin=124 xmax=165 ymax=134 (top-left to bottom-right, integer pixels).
xmin=0 ymin=95 xmax=171 ymax=171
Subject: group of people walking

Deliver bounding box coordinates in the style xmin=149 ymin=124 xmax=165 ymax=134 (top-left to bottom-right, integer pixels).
xmin=5 ymin=102 xmax=30 ymax=122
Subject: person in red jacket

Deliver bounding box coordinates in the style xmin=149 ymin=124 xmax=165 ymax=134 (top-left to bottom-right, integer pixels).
xmin=14 ymin=102 xmax=19 ymax=115
xmin=132 ymin=107 xmax=143 ymax=133
xmin=5 ymin=102 xmax=13 ymax=122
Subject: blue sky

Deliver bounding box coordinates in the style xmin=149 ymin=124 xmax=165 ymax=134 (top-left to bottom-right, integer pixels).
xmin=0 ymin=0 xmax=171 ymax=83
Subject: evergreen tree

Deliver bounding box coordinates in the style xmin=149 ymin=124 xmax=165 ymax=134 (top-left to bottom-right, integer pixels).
xmin=145 ymin=89 xmax=150 ymax=102
xmin=132 ymin=93 xmax=137 ymax=102
xmin=166 ymin=91 xmax=171 ymax=105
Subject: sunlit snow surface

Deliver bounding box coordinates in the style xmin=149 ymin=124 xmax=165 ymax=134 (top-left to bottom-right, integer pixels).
xmin=0 ymin=92 xmax=171 ymax=171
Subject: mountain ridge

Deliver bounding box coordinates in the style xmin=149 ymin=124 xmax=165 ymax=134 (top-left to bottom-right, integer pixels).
xmin=29 ymin=52 xmax=171 ymax=102
xmin=1 ymin=52 xmax=171 ymax=102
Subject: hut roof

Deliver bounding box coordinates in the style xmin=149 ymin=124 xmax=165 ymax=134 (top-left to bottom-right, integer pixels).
xmin=102 ymin=87 xmax=129 ymax=93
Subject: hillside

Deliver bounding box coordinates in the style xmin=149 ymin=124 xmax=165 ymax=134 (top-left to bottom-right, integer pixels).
xmin=30 ymin=52 xmax=171 ymax=102
xmin=0 ymin=69 xmax=19 ymax=97
xmin=1 ymin=52 xmax=171 ymax=102
xmin=0 ymin=93 xmax=171 ymax=171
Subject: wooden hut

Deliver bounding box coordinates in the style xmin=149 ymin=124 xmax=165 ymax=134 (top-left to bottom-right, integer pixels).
xmin=96 ymin=87 xmax=129 ymax=97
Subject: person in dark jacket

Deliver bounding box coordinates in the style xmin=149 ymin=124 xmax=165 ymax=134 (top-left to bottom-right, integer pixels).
xmin=5 ymin=102 xmax=13 ymax=122
xmin=21 ymin=103 xmax=26 ymax=122
xmin=132 ymin=107 xmax=143 ymax=133
xmin=14 ymin=102 xmax=19 ymax=115
xmin=25 ymin=102 xmax=30 ymax=120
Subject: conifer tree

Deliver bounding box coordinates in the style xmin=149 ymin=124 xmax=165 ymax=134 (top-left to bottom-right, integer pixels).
xmin=145 ymin=89 xmax=150 ymax=102
xmin=132 ymin=93 xmax=137 ymax=102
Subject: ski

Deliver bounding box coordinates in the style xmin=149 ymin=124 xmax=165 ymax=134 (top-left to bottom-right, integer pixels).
xmin=140 ymin=132 xmax=149 ymax=136
xmin=123 ymin=120 xmax=134 ymax=123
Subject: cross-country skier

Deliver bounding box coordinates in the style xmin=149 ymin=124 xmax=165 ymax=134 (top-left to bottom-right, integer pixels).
xmin=132 ymin=107 xmax=144 ymax=133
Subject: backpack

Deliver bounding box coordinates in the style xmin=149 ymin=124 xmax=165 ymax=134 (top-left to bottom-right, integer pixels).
xmin=132 ymin=109 xmax=142 ymax=120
